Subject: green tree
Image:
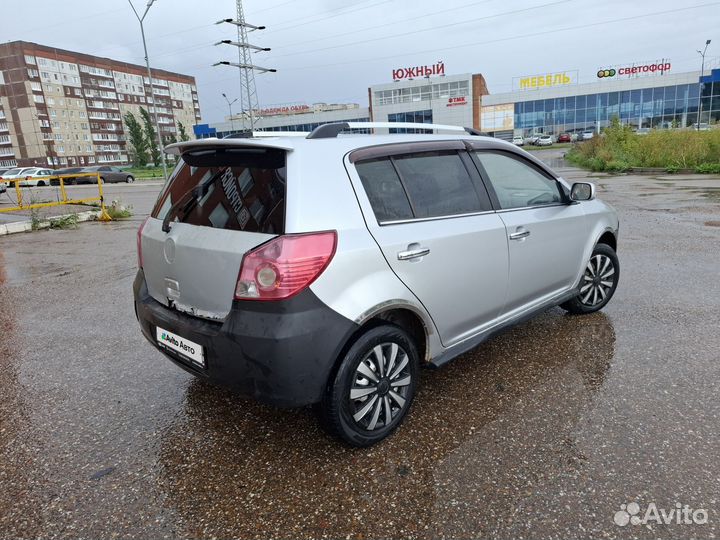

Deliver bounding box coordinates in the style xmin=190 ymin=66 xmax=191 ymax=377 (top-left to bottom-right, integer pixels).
xmin=140 ymin=107 xmax=161 ymax=166
xmin=178 ymin=121 xmax=190 ymax=142
xmin=123 ymin=111 xmax=149 ymax=167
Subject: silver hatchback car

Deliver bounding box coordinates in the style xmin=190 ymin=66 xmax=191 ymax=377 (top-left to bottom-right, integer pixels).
xmin=134 ymin=122 xmax=619 ymax=446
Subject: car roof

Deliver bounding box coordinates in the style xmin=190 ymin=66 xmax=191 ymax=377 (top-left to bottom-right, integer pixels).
xmin=165 ymin=133 xmax=518 ymax=157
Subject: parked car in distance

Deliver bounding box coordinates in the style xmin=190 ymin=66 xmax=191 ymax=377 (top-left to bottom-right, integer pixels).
xmin=635 ymin=128 xmax=651 ymax=136
xmin=0 ymin=167 xmax=11 ymax=193
xmin=0 ymin=167 xmax=35 ymax=187
xmin=50 ymin=167 xmax=85 ymax=186
xmin=512 ymin=136 xmax=524 ymax=146
xmin=77 ymin=166 xmax=135 ymax=184
xmin=557 ymin=133 xmax=571 ymax=143
xmin=1 ymin=167 xmax=54 ymax=187
xmin=536 ymin=135 xmax=553 ymax=146
xmin=580 ymin=130 xmax=595 ymax=140
xmin=19 ymin=168 xmax=55 ymax=187
xmin=134 ymin=122 xmax=621 ymax=446
xmin=525 ymin=133 xmax=540 ymax=145
xmin=690 ymin=123 xmax=710 ymax=131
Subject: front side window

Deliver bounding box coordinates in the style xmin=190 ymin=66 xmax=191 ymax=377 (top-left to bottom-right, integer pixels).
xmin=474 ymin=152 xmax=562 ymax=209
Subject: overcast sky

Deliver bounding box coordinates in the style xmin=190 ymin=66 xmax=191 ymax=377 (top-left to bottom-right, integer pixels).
xmin=3 ymin=0 xmax=719 ymax=124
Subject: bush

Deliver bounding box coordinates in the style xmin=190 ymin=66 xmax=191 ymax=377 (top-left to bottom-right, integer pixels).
xmin=567 ymin=117 xmax=720 ymax=172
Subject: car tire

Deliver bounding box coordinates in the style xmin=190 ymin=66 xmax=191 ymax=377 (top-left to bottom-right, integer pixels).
xmin=318 ymin=324 xmax=419 ymax=447
xmin=37 ymin=181 xmax=45 ymax=187
xmin=126 ymin=175 xmax=134 ymax=183
xmin=561 ymin=243 xmax=619 ymax=315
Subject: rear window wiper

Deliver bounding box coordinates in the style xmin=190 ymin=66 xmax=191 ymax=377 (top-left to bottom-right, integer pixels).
xmin=161 ymin=175 xmax=217 ymax=233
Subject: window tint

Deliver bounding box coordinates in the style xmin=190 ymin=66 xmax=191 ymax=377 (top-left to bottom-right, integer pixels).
xmin=355 ymin=159 xmax=413 ymax=222
xmin=392 ymin=151 xmax=486 ymax=218
xmin=152 ymin=152 xmax=286 ymax=234
xmin=475 ymin=152 xmax=562 ymax=209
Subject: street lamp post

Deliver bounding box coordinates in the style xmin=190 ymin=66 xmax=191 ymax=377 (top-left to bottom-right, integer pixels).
xmin=128 ymin=0 xmax=168 ymax=181
xmin=696 ymin=39 xmax=711 ymax=130
xmin=222 ymin=93 xmax=239 ymax=134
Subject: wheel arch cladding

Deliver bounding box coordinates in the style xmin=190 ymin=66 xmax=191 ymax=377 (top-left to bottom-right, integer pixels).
xmin=597 ymin=230 xmax=617 ymax=251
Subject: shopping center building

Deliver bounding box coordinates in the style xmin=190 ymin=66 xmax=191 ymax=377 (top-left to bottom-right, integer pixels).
xmin=193 ymin=60 xmax=720 ymax=141
xmin=192 ymin=103 xmax=370 ymax=138
xmin=481 ymin=64 xmax=720 ymax=139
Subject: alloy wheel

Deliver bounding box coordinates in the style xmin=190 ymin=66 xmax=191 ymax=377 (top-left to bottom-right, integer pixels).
xmin=580 ymin=253 xmax=616 ymax=306
xmin=349 ymin=342 xmax=412 ymax=431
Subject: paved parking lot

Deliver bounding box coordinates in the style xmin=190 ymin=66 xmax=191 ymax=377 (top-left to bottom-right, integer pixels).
xmin=1 ymin=156 xmax=719 ymax=539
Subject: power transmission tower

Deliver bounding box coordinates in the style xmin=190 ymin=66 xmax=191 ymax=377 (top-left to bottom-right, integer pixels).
xmin=214 ymin=0 xmax=275 ymax=131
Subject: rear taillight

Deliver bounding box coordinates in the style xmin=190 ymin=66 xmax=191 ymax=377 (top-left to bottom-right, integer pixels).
xmin=235 ymin=231 xmax=337 ymax=301
xmin=137 ymin=216 xmax=150 ymax=269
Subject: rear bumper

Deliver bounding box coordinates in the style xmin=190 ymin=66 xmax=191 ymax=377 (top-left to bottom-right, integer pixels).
xmin=133 ymin=270 xmax=358 ymax=407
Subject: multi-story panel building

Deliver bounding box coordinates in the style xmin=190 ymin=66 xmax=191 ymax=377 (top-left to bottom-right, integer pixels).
xmin=0 ymin=41 xmax=201 ymax=168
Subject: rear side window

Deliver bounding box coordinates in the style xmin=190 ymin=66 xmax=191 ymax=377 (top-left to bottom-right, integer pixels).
xmin=392 ymin=151 xmax=487 ymax=219
xmin=152 ymin=147 xmax=286 ymax=234
xmin=355 ymin=150 xmax=489 ymax=223
xmin=355 ymin=159 xmax=413 ymax=222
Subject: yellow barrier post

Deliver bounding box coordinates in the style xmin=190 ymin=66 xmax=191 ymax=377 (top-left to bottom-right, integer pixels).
xmin=14 ymin=179 xmax=23 ymax=208
xmin=95 ymin=172 xmax=112 ymax=222
xmin=59 ymin=176 xmax=68 ymax=203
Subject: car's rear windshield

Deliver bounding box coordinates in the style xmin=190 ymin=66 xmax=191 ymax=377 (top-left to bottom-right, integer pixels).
xmin=151 ymin=146 xmax=286 ymax=234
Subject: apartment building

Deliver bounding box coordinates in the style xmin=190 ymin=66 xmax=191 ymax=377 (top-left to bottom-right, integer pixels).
xmin=0 ymin=41 xmax=201 ymax=168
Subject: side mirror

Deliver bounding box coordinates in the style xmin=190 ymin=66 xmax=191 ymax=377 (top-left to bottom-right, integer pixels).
xmin=571 ymin=182 xmax=596 ymax=201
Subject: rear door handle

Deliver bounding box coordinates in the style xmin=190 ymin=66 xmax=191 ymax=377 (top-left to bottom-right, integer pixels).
xmin=397 ymin=247 xmax=430 ymax=260
xmin=509 ymin=230 xmax=530 ymax=240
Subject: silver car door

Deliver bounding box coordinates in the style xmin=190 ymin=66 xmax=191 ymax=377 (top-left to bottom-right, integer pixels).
xmin=347 ymin=145 xmax=510 ymax=347
xmin=473 ymin=150 xmax=588 ymax=315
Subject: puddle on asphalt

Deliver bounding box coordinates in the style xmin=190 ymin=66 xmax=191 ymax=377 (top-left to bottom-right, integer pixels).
xmin=153 ymin=311 xmax=616 ymax=538
xmin=635 ymin=186 xmax=720 ymax=202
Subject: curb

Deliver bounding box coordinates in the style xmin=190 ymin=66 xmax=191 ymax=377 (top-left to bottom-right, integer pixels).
xmin=628 ymin=167 xmax=695 ymax=174
xmin=0 ymin=210 xmax=101 ymax=236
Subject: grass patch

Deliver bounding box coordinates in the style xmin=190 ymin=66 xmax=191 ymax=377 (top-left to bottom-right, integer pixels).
xmin=525 ymin=142 xmax=574 ymax=151
xmin=694 ymin=162 xmax=720 ymax=174
xmin=566 ymin=118 xmax=720 ymax=172
xmin=106 ymin=201 xmax=134 ymax=219
xmin=49 ymin=214 xmax=79 ymax=229
xmin=124 ymin=166 xmax=170 ymax=179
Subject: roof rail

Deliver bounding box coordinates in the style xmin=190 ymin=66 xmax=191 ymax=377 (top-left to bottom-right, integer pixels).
xmin=306 ymin=122 xmax=488 ymax=139
xmin=223 ymin=131 xmax=309 ymax=139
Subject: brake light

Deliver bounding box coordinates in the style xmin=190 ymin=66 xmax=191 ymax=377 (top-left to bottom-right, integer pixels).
xmin=235 ymin=231 xmax=337 ymax=301
xmin=137 ymin=216 xmax=150 ymax=269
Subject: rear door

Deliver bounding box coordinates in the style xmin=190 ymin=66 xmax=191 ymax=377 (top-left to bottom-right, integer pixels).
xmin=141 ymin=144 xmax=288 ymax=320
xmin=472 ymin=150 xmax=587 ymax=315
xmin=348 ymin=142 xmax=509 ymax=347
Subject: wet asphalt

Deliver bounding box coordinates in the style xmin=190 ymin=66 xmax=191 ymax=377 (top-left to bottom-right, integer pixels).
xmin=0 ymin=153 xmax=719 ymax=539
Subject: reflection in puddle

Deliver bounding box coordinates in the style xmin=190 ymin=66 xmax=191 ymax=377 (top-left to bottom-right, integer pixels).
xmin=156 ymin=311 xmax=615 ymax=538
